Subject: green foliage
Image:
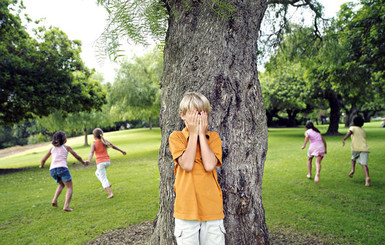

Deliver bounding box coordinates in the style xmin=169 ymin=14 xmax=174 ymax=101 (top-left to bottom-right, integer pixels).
xmin=109 ymin=48 xmax=162 ymax=124
xmin=0 ymin=120 xmax=45 ymax=148
xmin=338 ymin=0 xmax=385 ymax=79
xmin=33 ymin=72 xmax=108 ymax=145
xmin=0 ymin=1 xmax=105 ymax=125
xmin=334 ymin=0 xmax=385 ymax=108
xmin=27 ymin=133 xmax=50 ymax=145
xmin=96 ymin=0 xmax=168 ymax=58
xmin=260 ymin=26 xmax=326 ymax=126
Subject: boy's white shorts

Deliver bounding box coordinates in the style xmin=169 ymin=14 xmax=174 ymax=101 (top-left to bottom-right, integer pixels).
xmin=351 ymin=151 xmax=369 ymax=165
xmin=174 ymin=218 xmax=226 ymax=245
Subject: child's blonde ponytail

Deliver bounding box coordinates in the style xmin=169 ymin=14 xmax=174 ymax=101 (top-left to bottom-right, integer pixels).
xmin=93 ymin=128 xmax=110 ymax=148
xmin=100 ymin=135 xmax=110 ymax=148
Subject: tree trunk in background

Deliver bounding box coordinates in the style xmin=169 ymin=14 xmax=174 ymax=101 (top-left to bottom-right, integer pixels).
xmin=84 ymin=127 xmax=88 ymax=146
xmin=149 ymin=117 xmax=153 ymax=130
xmin=150 ymin=1 xmax=269 ymax=244
xmin=344 ymin=107 xmax=357 ymax=128
xmin=325 ymin=90 xmax=342 ymax=135
xmin=362 ymin=109 xmax=374 ymax=122
xmin=287 ymin=109 xmax=298 ymax=127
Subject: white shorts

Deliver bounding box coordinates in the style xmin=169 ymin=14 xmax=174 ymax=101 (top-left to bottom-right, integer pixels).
xmin=351 ymin=151 xmax=369 ymax=165
xmin=174 ymin=218 xmax=226 ymax=245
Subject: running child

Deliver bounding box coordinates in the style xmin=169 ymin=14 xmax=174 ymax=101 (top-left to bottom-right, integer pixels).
xmin=40 ymin=131 xmax=87 ymax=211
xmin=301 ymin=121 xmax=327 ymax=184
xmin=86 ymin=128 xmax=126 ymax=199
xmin=342 ymin=116 xmax=371 ymax=186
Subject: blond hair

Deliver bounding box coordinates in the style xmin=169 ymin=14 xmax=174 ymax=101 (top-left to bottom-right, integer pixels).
xmin=93 ymin=128 xmax=110 ymax=147
xmin=179 ymin=92 xmax=211 ymax=115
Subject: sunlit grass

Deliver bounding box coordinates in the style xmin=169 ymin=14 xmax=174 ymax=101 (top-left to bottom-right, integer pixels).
xmin=263 ymin=122 xmax=385 ymax=244
xmin=1 ymin=124 xmax=384 ymax=244
xmin=0 ymin=128 xmax=161 ymax=245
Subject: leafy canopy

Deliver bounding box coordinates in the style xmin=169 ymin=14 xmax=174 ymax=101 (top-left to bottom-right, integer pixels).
xmin=0 ymin=0 xmax=106 ymax=125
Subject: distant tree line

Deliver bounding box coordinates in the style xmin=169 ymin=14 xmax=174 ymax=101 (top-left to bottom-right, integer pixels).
xmin=260 ymin=0 xmax=385 ymax=135
xmin=0 ymin=0 xmax=162 ymax=148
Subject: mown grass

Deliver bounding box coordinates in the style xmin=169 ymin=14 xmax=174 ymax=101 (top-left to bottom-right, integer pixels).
xmin=263 ymin=122 xmax=385 ymax=244
xmin=0 ymin=124 xmax=384 ymax=244
xmin=0 ymin=128 xmax=161 ymax=245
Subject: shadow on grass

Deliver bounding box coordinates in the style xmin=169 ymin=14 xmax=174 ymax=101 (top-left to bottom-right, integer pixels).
xmin=0 ymin=168 xmax=31 ymax=175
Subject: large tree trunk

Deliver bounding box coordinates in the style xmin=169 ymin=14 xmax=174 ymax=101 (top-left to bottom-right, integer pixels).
xmin=286 ymin=109 xmax=298 ymax=127
xmin=344 ymin=107 xmax=357 ymax=128
xmin=83 ymin=127 xmax=88 ymax=146
xmin=362 ymin=109 xmax=374 ymax=122
xmin=150 ymin=1 xmax=269 ymax=244
xmin=149 ymin=117 xmax=153 ymax=130
xmin=325 ymin=90 xmax=342 ymax=135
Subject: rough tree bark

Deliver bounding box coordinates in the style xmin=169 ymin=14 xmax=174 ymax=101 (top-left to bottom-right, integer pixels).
xmin=83 ymin=127 xmax=88 ymax=146
xmin=344 ymin=107 xmax=357 ymax=128
xmin=325 ymin=89 xmax=343 ymax=135
xmin=150 ymin=1 xmax=269 ymax=244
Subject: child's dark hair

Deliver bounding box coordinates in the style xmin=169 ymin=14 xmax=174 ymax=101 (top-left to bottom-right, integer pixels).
xmin=305 ymin=121 xmax=320 ymax=133
xmin=93 ymin=128 xmax=109 ymax=147
xmin=52 ymin=131 xmax=67 ymax=147
xmin=353 ymin=116 xmax=364 ymax=127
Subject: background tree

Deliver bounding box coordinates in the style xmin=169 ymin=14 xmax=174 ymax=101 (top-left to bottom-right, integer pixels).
xmin=109 ymin=49 xmax=162 ymax=129
xmin=260 ymin=26 xmax=319 ymax=127
xmin=335 ymin=0 xmax=385 ymax=124
xmin=260 ymin=63 xmax=311 ymax=127
xmin=0 ymin=0 xmax=103 ymax=125
xmin=97 ymin=0 xmax=324 ymax=244
xmin=36 ymin=72 xmax=108 ymax=145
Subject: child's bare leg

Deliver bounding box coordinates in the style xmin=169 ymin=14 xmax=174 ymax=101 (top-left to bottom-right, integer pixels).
xmin=307 ymin=157 xmax=313 ymax=179
xmin=63 ymin=180 xmax=73 ymax=211
xmin=349 ymin=160 xmax=356 ymax=178
xmin=106 ymin=187 xmax=114 ymax=199
xmin=362 ymin=165 xmax=370 ymax=186
xmin=314 ymin=156 xmax=322 ymax=184
xmin=52 ymin=181 xmax=64 ymax=207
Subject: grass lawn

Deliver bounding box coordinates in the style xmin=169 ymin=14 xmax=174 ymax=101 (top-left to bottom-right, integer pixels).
xmin=0 ymin=123 xmax=384 ymax=244
xmin=0 ymin=128 xmax=161 ymax=245
xmin=263 ymin=122 xmax=385 ymax=244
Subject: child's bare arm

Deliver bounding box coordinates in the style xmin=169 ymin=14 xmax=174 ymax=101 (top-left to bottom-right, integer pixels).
xmin=110 ymin=143 xmax=126 ymax=155
xmin=342 ymin=130 xmax=353 ymax=146
xmin=177 ymin=134 xmax=198 ymax=172
xmin=199 ymin=111 xmax=218 ymax=172
xmin=321 ymin=136 xmax=327 ymax=153
xmin=301 ymin=133 xmax=309 ymax=149
xmin=40 ymin=149 xmax=52 ymax=168
xmin=177 ymin=111 xmax=199 ymax=172
xmin=86 ymin=143 xmax=96 ymax=164
xmin=65 ymin=145 xmax=86 ymax=165
xmin=199 ymin=136 xmax=218 ymax=172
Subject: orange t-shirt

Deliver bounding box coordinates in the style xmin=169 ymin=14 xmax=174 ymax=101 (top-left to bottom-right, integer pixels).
xmin=169 ymin=127 xmax=224 ymax=221
xmin=94 ymin=140 xmax=110 ymax=164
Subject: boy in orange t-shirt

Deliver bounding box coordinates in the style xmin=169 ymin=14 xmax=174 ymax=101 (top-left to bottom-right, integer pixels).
xmin=169 ymin=92 xmax=226 ymax=245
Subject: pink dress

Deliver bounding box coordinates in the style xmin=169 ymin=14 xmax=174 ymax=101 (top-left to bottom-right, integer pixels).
xmin=306 ymin=129 xmax=325 ymax=158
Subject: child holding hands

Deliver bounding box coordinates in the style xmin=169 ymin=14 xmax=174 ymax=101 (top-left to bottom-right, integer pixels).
xmin=169 ymin=92 xmax=226 ymax=245
xmin=86 ymin=128 xmax=126 ymax=199
xmin=40 ymin=131 xmax=87 ymax=211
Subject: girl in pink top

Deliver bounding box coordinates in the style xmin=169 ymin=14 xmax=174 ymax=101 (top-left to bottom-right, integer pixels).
xmin=301 ymin=121 xmax=327 ymax=184
xmin=86 ymin=128 xmax=126 ymax=199
xmin=40 ymin=131 xmax=87 ymax=211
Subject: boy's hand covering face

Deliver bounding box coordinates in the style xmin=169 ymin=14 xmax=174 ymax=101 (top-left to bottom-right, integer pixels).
xmin=199 ymin=111 xmax=208 ymax=135
xmin=184 ymin=110 xmax=200 ymax=135
xmin=183 ymin=110 xmax=208 ymax=136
